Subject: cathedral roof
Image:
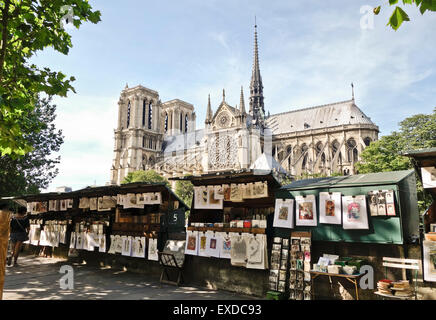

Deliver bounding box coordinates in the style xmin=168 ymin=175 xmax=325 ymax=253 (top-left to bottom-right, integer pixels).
xmin=250 ymin=153 xmax=287 ymax=174
xmin=265 ymin=99 xmax=378 ymax=135
xmin=162 ymin=129 xmax=205 ymax=153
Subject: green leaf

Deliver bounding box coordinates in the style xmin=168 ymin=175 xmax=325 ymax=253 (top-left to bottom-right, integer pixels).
xmin=389 ymin=0 xmax=399 ymax=4
xmin=387 ymin=6 xmax=410 ymax=30
xmin=374 ymin=6 xmax=381 ymax=15
xmin=402 ymin=0 xmax=413 ymax=4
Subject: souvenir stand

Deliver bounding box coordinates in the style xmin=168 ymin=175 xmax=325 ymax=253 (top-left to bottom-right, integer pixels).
xmin=273 ymin=170 xmax=420 ymax=300
xmin=403 ymin=148 xmax=436 ymax=284
xmin=170 ymin=169 xmax=282 ymax=296
xmin=12 ymin=183 xmax=188 ymax=269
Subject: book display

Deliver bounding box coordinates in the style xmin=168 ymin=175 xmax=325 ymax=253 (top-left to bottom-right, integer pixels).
xmin=181 ymin=172 xmax=281 ymax=271
xmin=17 ymin=183 xmax=187 ymax=264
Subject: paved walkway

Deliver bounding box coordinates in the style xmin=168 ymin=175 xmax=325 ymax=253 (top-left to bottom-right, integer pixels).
xmin=3 ymin=255 xmax=256 ymax=300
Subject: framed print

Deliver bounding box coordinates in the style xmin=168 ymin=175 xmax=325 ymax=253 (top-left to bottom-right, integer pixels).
xmin=295 ymin=195 xmax=317 ymax=227
xmin=214 ymin=185 xmax=224 ymax=200
xmin=150 ymin=192 xmax=162 ymax=204
xmin=422 ymin=167 xmax=436 ymax=189
xmin=131 ymin=236 xmax=146 ymax=258
xmin=123 ymin=193 xmax=143 ymax=209
xmin=246 ymin=234 xmax=267 ymax=269
xmin=242 ymin=183 xmax=254 ymax=199
xmin=230 ymin=233 xmax=248 ymax=267
xmin=368 ymin=191 xmax=379 ymax=216
xmin=114 ymin=235 xmax=123 ymax=253
xmin=121 ymin=236 xmax=131 ymax=256
xmin=207 ymin=185 xmax=223 ymax=209
xmin=89 ymin=197 xmax=98 ymax=211
xmin=273 ymin=198 xmax=295 ymax=229
xmin=230 ymin=184 xmax=243 ymax=202
xmin=116 ymin=194 xmax=125 ymax=206
xmin=385 ymin=190 xmax=396 ymax=216
xmin=423 ymin=240 xmax=436 ymax=282
xmin=253 ymin=181 xmax=268 ymax=198
xmin=60 ymin=199 xmax=68 ymax=211
xmin=319 ymin=192 xmax=342 ymax=225
xmin=69 ymin=232 xmax=76 ymax=249
xmin=222 ymin=184 xmax=231 ymax=201
xmin=98 ymin=196 xmax=116 ymax=211
xmin=219 ymin=232 xmax=232 ymax=259
xmin=98 ymin=234 xmax=106 ymax=253
xmin=185 ymin=230 xmax=199 ymax=256
xmin=136 ymin=193 xmax=150 ymax=205
xmin=49 ymin=200 xmax=60 ymax=212
xmin=377 ymin=191 xmax=387 ymax=216
xmin=342 ymin=195 xmax=369 ymax=230
xmin=148 ymin=238 xmax=159 ymax=261
xmin=198 ymin=232 xmax=209 ymax=257
xmin=205 ymin=231 xmax=222 ymax=258
xmin=194 ymin=186 xmax=209 ymax=209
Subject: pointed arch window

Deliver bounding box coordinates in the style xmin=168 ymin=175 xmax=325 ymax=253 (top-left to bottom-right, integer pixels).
xmin=364 ymin=137 xmax=372 ymax=146
xmin=301 ymin=144 xmax=308 ymax=170
xmin=142 ymin=100 xmax=146 ymax=127
xmin=148 ymin=101 xmax=153 ymax=129
xmin=180 ymin=112 xmax=183 ymax=133
xmin=185 ymin=114 xmax=188 ymax=133
xmin=126 ymin=101 xmax=131 ymax=128
xmin=164 ymin=113 xmax=168 ymax=133
xmin=347 ymin=138 xmax=358 ymax=162
xmin=332 ymin=140 xmax=342 ymax=164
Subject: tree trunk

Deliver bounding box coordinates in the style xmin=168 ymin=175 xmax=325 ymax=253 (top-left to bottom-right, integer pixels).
xmin=0 ymin=210 xmax=11 ymax=300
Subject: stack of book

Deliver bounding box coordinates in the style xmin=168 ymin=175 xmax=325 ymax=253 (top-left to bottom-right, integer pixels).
xmin=376 ymin=279 xmax=393 ymax=295
xmin=392 ymin=280 xmax=413 ymax=297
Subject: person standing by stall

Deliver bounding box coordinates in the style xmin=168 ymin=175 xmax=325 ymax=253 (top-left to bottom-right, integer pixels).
xmin=7 ymin=207 xmax=29 ymax=267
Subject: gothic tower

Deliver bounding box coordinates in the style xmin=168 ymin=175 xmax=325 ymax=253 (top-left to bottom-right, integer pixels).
xmin=249 ymin=23 xmax=265 ymax=129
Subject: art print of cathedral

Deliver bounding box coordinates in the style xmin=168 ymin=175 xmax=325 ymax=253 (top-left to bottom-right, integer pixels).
xmin=110 ymin=25 xmax=379 ymax=185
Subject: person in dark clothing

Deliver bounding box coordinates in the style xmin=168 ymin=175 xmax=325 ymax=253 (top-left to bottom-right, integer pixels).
xmin=7 ymin=206 xmax=29 ymax=267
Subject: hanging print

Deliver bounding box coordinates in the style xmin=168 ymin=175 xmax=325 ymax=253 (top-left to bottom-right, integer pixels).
xmin=342 ymin=195 xmax=369 ymax=230
xmin=273 ymin=198 xmax=295 ymax=229
xmin=220 ymin=232 xmax=232 ymax=259
xmin=295 ymin=195 xmax=317 ymax=227
xmin=422 ymin=167 xmax=436 ymax=189
xmin=319 ymin=192 xmax=342 ymax=225
xmin=185 ymin=230 xmax=199 ymax=256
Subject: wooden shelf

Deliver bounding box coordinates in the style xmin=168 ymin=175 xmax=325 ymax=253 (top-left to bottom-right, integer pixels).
xmin=187 ymin=226 xmax=266 ymax=234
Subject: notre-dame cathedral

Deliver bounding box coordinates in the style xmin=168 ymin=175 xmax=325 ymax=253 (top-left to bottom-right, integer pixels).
xmin=110 ymin=25 xmax=379 ymax=185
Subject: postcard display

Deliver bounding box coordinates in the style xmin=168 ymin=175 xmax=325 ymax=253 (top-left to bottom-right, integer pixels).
xmin=269 ymin=233 xmax=312 ymax=300
xmin=106 ymin=192 xmax=165 ymax=261
xmin=187 ymin=181 xmax=272 ymax=270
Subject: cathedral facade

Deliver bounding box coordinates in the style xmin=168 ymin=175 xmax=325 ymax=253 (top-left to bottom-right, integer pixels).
xmin=110 ymin=25 xmax=379 ymax=185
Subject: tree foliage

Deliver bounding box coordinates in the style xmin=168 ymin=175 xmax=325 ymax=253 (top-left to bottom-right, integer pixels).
xmin=374 ymin=0 xmax=436 ymax=30
xmin=356 ymin=108 xmax=435 ymax=212
xmin=121 ymin=170 xmax=169 ymax=186
xmin=0 ymin=96 xmax=64 ymax=196
xmin=175 ymin=178 xmax=194 ymax=208
xmin=0 ymin=0 xmax=101 ymax=156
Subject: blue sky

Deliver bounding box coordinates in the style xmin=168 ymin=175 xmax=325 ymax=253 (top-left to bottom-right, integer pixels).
xmin=33 ymin=0 xmax=436 ymax=191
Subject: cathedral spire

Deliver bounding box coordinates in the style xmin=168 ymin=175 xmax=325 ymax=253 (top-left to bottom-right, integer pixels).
xmin=205 ymin=94 xmax=213 ymax=124
xmin=239 ymin=86 xmax=246 ymax=114
xmin=249 ymin=21 xmax=265 ymax=126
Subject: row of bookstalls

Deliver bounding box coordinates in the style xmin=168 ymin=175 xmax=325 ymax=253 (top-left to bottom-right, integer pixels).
xmin=6 ymin=164 xmax=435 ymax=299
xmin=12 ymin=183 xmax=187 ymax=266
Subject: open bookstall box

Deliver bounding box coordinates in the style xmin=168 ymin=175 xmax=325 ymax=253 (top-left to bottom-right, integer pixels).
xmin=172 ymin=171 xmax=282 ymax=271
xmin=273 ymin=170 xmax=419 ymax=245
xmin=272 ymin=170 xmax=420 ymax=299
xmin=12 ymin=183 xmax=188 ymax=262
